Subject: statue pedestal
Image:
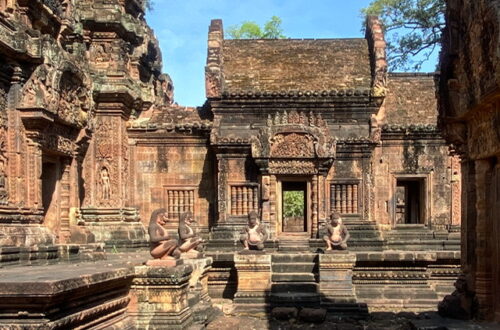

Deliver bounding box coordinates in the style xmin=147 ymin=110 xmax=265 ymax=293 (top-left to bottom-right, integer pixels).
xmin=181 ymin=255 xmax=213 ymax=301
xmin=234 ymin=252 xmax=271 ymax=315
xmin=130 ymin=264 xmax=193 ymax=329
xmin=319 ymin=252 xmax=364 ymax=314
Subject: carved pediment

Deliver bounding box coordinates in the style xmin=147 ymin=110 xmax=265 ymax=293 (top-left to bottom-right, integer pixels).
xmin=18 ymin=61 xmax=92 ymax=129
xmin=270 ymin=133 xmax=314 ymax=158
xmin=251 ymin=111 xmax=336 ymax=175
xmin=251 ymin=110 xmax=336 ymax=160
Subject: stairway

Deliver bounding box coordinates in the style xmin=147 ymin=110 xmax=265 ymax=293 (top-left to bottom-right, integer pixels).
xmin=270 ymin=253 xmax=320 ymax=308
xmin=277 ymin=236 xmax=310 ymax=252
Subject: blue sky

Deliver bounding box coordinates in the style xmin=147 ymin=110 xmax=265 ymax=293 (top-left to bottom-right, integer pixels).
xmin=146 ymin=0 xmax=438 ymax=107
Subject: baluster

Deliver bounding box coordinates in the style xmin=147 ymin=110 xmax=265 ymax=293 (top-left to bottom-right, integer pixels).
xmin=237 ymin=186 xmax=243 ymax=215
xmin=347 ymin=184 xmax=352 ymax=213
xmin=248 ymin=186 xmax=253 ymax=213
xmin=341 ymin=185 xmax=347 ymax=213
xmin=168 ymin=191 xmax=174 ymax=217
xmin=335 ymin=184 xmax=341 ymax=212
xmin=243 ymin=186 xmax=248 ymax=214
xmin=173 ymin=191 xmax=179 ymax=218
xmin=253 ymin=187 xmax=259 ymax=211
xmin=231 ymin=186 xmax=237 ymax=214
xmin=189 ymin=190 xmax=194 ymax=212
xmin=352 ymin=184 xmax=358 ymax=214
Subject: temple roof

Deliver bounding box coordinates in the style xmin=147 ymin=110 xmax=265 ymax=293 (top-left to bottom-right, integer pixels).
xmin=221 ymin=39 xmax=372 ymax=92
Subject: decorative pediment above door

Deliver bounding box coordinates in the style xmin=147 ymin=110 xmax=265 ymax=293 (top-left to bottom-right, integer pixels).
xmin=251 ymin=111 xmax=336 ymax=175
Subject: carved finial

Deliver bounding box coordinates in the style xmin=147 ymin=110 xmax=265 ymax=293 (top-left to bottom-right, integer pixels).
xmin=274 ymin=112 xmax=281 ymax=125
xmin=267 ymin=114 xmax=273 ymax=127
xmin=309 ymin=112 xmax=315 ymax=126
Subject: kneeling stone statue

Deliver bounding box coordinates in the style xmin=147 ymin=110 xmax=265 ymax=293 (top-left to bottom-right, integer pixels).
xmin=148 ymin=208 xmax=181 ymax=260
xmin=240 ymin=211 xmax=268 ymax=251
xmin=323 ymin=211 xmax=350 ymax=251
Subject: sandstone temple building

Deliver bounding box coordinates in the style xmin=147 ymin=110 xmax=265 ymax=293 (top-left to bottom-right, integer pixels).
xmin=0 ymin=0 xmax=496 ymax=328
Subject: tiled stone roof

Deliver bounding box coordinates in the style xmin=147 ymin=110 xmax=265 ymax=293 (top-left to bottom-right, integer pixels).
xmin=222 ymin=39 xmax=372 ymax=92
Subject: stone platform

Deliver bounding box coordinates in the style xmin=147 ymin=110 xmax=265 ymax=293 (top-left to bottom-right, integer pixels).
xmin=0 ymin=257 xmax=138 ymax=329
xmin=209 ymin=250 xmax=460 ymax=315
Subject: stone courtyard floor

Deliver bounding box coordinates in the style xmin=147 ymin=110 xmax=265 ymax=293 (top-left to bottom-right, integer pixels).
xmin=207 ymin=299 xmax=499 ymax=330
xmin=204 ymin=313 xmax=498 ymax=330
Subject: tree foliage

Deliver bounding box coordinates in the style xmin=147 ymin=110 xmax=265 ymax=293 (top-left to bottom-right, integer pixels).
xmin=283 ymin=191 xmax=304 ymax=217
xmin=226 ymin=16 xmax=286 ymax=39
xmin=362 ymin=0 xmax=445 ymax=71
xmin=144 ymin=0 xmax=154 ymax=11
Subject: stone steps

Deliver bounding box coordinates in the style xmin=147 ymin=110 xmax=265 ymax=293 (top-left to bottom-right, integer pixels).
xmin=272 ymin=273 xmax=316 ymax=282
xmin=277 ymin=238 xmax=310 ymax=252
xmin=270 ymin=253 xmax=320 ymax=308
xmin=272 ymin=262 xmax=317 ymax=273
xmin=271 ymin=282 xmax=318 ymax=293
xmin=270 ymin=292 xmax=321 ymax=308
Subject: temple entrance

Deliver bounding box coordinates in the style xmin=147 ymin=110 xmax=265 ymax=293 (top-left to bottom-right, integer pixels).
xmin=41 ymin=155 xmax=67 ymax=238
xmin=395 ymin=178 xmax=425 ymax=225
xmin=281 ymin=181 xmax=307 ymax=233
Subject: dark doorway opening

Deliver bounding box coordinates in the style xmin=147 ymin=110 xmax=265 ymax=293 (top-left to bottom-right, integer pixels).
xmin=42 ymin=161 xmax=58 ymax=217
xmin=282 ymin=181 xmax=307 ymax=232
xmin=395 ymin=179 xmax=424 ymax=225
xmin=41 ymin=157 xmax=64 ymax=236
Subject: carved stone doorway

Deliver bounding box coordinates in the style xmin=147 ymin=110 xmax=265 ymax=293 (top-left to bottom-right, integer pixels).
xmin=282 ymin=181 xmax=307 ymax=233
xmin=41 ymin=154 xmax=71 ymax=241
xmin=395 ymin=178 xmax=425 ymax=225
xmin=277 ymin=178 xmax=310 ymax=237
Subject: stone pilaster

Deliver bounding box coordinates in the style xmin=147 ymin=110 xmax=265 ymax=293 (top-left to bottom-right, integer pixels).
xmin=182 ymin=256 xmax=213 ymax=301
xmin=234 ymin=253 xmax=271 ymax=314
xmin=130 ymin=264 xmax=194 ymax=329
xmin=319 ymin=252 xmax=361 ymax=313
xmin=474 ymin=159 xmax=493 ymax=319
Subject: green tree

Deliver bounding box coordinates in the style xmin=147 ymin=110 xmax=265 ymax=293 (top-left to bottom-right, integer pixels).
xmin=144 ymin=0 xmax=154 ymax=11
xmin=283 ymin=191 xmax=304 ymax=217
xmin=362 ymin=0 xmax=445 ymax=71
xmin=226 ymin=16 xmax=286 ymax=39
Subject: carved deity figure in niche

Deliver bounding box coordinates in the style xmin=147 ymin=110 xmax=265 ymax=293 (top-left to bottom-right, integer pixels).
xmin=148 ymin=208 xmax=180 ymax=259
xmin=178 ymin=211 xmax=205 ymax=254
xmin=323 ymin=211 xmax=350 ymax=251
xmin=240 ymin=211 xmax=268 ymax=251
xmin=99 ymin=167 xmax=111 ymax=200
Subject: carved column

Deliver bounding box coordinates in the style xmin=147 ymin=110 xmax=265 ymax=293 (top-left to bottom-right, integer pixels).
xmin=269 ymin=175 xmax=277 ymax=235
xmin=25 ymin=131 xmax=43 ymax=210
xmin=216 ymin=155 xmax=228 ymax=223
xmin=311 ymin=175 xmax=318 ymax=238
xmin=474 ymin=159 xmax=493 ymax=319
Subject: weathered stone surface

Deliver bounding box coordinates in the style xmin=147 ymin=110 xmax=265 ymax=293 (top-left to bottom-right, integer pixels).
xmin=0 ymin=0 xmax=469 ymax=326
xmin=439 ymin=0 xmax=500 ymax=321
xmin=130 ymin=264 xmax=194 ymax=329
xmin=298 ymin=307 xmax=327 ymax=323
xmin=0 ymin=259 xmax=136 ymax=329
xmin=271 ymin=307 xmax=298 ymax=320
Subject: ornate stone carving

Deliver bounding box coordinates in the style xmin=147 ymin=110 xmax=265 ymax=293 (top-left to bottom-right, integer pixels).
xmin=270 ymin=133 xmax=314 ymax=158
xmin=268 ymin=160 xmax=317 ymax=175
xmin=251 ymin=111 xmax=336 ymax=175
xmin=19 ymin=64 xmax=92 ymax=129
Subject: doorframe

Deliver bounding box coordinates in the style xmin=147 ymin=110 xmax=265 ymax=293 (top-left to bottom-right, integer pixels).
xmin=276 ymin=176 xmax=311 ymax=237
xmin=391 ymin=173 xmax=430 ymax=227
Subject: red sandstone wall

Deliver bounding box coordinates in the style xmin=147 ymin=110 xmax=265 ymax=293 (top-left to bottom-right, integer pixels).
xmin=131 ymin=143 xmax=214 ymax=234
